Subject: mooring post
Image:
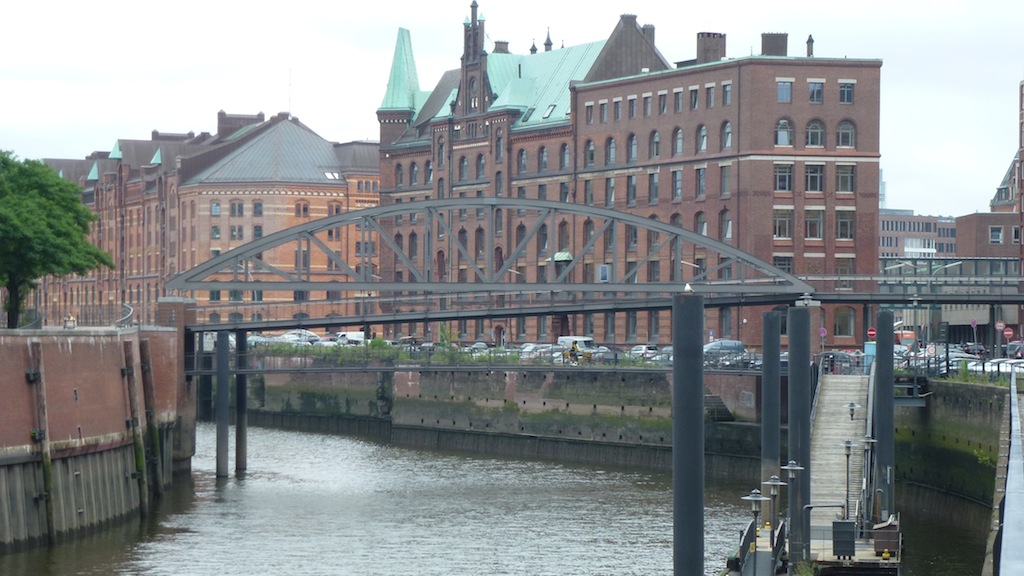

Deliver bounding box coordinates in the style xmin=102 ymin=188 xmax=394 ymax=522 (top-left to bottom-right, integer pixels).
xmin=874 ymin=310 xmax=896 ymax=519
xmin=27 ymin=340 xmax=56 ymax=545
xmin=216 ymin=331 xmax=231 ymax=478
xmin=138 ymin=339 xmax=165 ymax=496
xmin=787 ymin=305 xmax=811 ymax=564
xmin=673 ymin=293 xmax=704 ymax=575
xmin=122 ymin=341 xmax=150 ymax=517
xmin=235 ymin=330 xmax=248 ymax=473
xmin=762 ymin=310 xmax=782 ymax=484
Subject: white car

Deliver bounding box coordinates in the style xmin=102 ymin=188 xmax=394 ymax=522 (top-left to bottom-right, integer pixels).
xmin=627 ymin=344 xmax=659 ymax=359
xmin=280 ymin=329 xmax=321 ymax=344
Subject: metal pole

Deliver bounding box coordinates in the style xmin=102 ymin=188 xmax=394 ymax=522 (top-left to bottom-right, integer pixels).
xmin=844 ymin=439 xmax=852 ymax=520
xmin=762 ymin=310 xmax=781 ymax=483
xmin=875 ymin=311 xmax=896 ymax=518
xmin=673 ymin=293 xmax=704 ymax=576
xmin=235 ymin=330 xmax=248 ymax=473
xmin=216 ymin=331 xmax=230 ymax=478
xmin=787 ymin=305 xmax=811 ymax=563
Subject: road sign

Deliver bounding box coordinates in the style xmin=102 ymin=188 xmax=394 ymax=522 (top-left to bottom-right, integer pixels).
xmin=971 ymin=318 xmax=978 ymax=328
xmin=1004 ymin=327 xmax=1014 ymax=339
xmin=867 ymin=327 xmax=877 ymax=339
xmin=927 ymin=344 xmax=936 ymax=356
xmin=819 ymin=327 xmax=827 ymax=338
xmin=996 ymin=320 xmax=1006 ymax=331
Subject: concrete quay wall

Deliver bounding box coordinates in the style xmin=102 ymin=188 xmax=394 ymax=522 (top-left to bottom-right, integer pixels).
xmin=0 ymin=323 xmax=192 ymax=552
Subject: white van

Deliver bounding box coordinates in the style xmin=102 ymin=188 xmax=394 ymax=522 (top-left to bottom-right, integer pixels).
xmin=337 ymin=331 xmax=367 ymax=346
xmin=556 ymin=336 xmax=598 ymax=352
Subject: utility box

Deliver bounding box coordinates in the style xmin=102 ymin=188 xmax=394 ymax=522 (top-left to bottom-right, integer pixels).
xmin=832 ymin=520 xmax=856 ymax=558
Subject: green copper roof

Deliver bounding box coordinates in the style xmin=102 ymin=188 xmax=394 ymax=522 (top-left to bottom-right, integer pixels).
xmin=487 ymin=40 xmax=605 ymax=128
xmin=150 ymin=148 xmax=162 ymax=165
xmin=109 ymin=140 xmax=123 ymax=159
xmin=379 ymin=28 xmax=423 ymax=112
xmin=87 ymin=161 xmax=99 ymax=180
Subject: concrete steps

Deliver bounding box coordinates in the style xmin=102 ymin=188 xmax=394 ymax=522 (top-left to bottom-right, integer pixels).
xmin=809 ymin=374 xmax=870 ymax=528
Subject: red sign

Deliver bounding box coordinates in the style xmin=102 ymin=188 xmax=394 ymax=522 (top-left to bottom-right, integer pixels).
xmin=867 ymin=327 xmax=877 ymax=339
xmin=1004 ymin=327 xmax=1014 ymax=339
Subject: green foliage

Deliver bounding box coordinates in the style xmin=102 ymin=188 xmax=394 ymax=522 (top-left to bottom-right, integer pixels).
xmin=974 ymin=448 xmax=995 ymax=469
xmin=0 ymin=151 xmax=113 ymax=327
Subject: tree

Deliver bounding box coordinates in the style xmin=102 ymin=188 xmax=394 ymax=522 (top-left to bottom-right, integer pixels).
xmin=0 ymin=151 xmax=114 ymax=328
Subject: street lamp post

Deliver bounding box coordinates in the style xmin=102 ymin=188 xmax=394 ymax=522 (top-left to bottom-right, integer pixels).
xmin=780 ymin=460 xmax=804 ymax=575
xmin=742 ymin=488 xmax=771 ymax=576
xmin=844 ymin=439 xmax=853 ymax=520
xmin=763 ymin=475 xmax=787 ymax=550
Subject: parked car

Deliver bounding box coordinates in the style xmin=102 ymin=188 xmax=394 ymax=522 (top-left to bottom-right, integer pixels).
xmin=280 ymin=329 xmax=321 ymax=344
xmin=627 ymin=344 xmax=659 ymax=360
xmin=703 ymin=339 xmax=746 ymax=355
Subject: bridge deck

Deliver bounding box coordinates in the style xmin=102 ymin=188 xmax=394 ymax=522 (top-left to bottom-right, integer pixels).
xmin=810 ymin=373 xmax=870 ymax=528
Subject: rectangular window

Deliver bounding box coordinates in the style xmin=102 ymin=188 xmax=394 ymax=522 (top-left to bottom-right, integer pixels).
xmin=990 ymin=226 xmax=1004 ymax=244
xmin=672 ymin=170 xmax=683 ymax=200
xmin=723 ymin=83 xmax=732 ymax=105
xmin=836 ymin=165 xmax=855 ymax=192
xmin=605 ymin=178 xmax=615 ymax=207
xmin=229 ymin=289 xmax=243 ymax=302
xmin=774 ymin=164 xmax=793 ymax=191
xmin=696 ymin=168 xmax=706 ymax=198
xmin=605 ymin=312 xmax=616 ymax=340
xmin=230 ymin=225 xmax=244 ymax=241
xmin=628 ymin=98 xmax=637 ymax=118
xmin=648 ymin=172 xmax=659 ymax=204
xmin=626 ymin=175 xmax=637 ymax=206
xmin=538 ymin=184 xmax=547 ymax=201
xmin=674 ymin=91 xmax=684 ymax=112
xmin=585 ymin=104 xmax=594 ymax=124
xmin=836 ymin=211 xmax=855 ymax=240
xmin=210 ymin=225 xmax=221 ymax=239
xmin=584 ymin=180 xmax=594 ymax=205
xmin=835 ymin=258 xmax=854 ymax=289
xmin=706 ymin=86 xmax=715 ymax=108
xmin=809 ymin=81 xmax=824 ymax=103
xmin=720 ymin=165 xmax=731 ymax=197
xmin=658 ymin=93 xmax=667 ymax=114
xmin=840 ymin=83 xmax=855 ymax=104
xmin=614 ymin=100 xmax=621 ymax=120
xmin=805 ymin=165 xmax=824 ymax=192
xmin=690 ymin=89 xmax=699 ymax=110
xmin=773 ymin=210 xmax=793 ymax=239
xmin=777 ymin=81 xmax=792 ymax=103
xmin=643 ymin=95 xmax=652 ymax=116
xmin=253 ymin=202 xmax=263 ymax=216
xmin=230 ymin=201 xmax=244 ymax=217
xmin=599 ymin=102 xmax=607 ymax=123
xmin=559 ymin=182 xmax=570 ymax=202
xmin=772 ymin=256 xmax=793 ymax=273
xmin=805 ymin=210 xmax=824 ymax=239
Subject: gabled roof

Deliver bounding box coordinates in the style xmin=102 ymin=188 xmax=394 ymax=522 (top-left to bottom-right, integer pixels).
xmin=180 ymin=118 xmax=350 ymax=186
xmin=583 ymin=14 xmax=671 ymax=83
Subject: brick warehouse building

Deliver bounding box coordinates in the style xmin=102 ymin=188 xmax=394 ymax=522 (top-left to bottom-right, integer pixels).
xmin=377 ymin=3 xmax=880 ymax=349
xmin=36 ymin=111 xmax=379 ymax=327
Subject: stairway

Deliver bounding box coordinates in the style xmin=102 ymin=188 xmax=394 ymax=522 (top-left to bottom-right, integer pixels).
xmin=808 ymin=374 xmax=870 ymax=529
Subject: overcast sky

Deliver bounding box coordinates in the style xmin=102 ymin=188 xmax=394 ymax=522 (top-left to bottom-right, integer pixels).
xmin=2 ymin=1 xmax=1021 ymax=217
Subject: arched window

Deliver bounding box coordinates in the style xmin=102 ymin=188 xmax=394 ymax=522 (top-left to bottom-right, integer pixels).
xmin=673 ymin=128 xmax=684 ymax=156
xmin=394 ymin=233 xmax=404 ymax=254
xmin=697 ymin=125 xmax=708 ymax=152
xmin=476 ymin=154 xmax=486 ymax=180
xmin=605 ymin=137 xmax=616 ymax=165
xmin=649 ymin=131 xmax=661 ymax=159
xmin=516 ymin=224 xmax=527 ymax=248
xmin=437 ymin=137 xmax=445 ymax=168
xmin=495 ymin=209 xmax=503 ymax=234
xmin=695 ymin=212 xmax=707 ymax=236
xmin=834 ymin=306 xmax=856 ymax=337
xmin=211 ymin=201 xmax=221 ymax=216
xmin=538 ymin=146 xmax=548 ymax=172
xmin=495 ymin=171 xmax=504 ymax=196
xmin=627 ymin=133 xmax=638 ymax=162
xmin=458 ymin=156 xmax=468 ymax=181
xmin=560 ymin=143 xmax=569 ymax=170
xmin=408 ymin=232 xmax=418 ymax=261
xmin=837 ymin=121 xmax=856 ymax=148
xmin=475 ymin=227 xmax=485 ymax=258
xmin=721 ymin=122 xmax=733 ymax=150
xmin=495 ymin=129 xmax=504 ymax=163
xmin=517 ymin=149 xmax=527 ymax=173
xmin=425 ymin=160 xmax=433 ymax=182
xmin=583 ymin=219 xmax=595 ymax=249
xmin=584 ymin=140 xmax=595 ymax=167
xmin=806 ymin=120 xmax=825 ymax=147
xmin=458 ymin=229 xmax=469 ymax=262
xmin=537 ymin=224 xmax=549 ymax=256
xmin=437 ymin=177 xmax=445 ymax=197
xmin=775 ymin=119 xmax=793 ymax=146
xmin=719 ymin=209 xmax=732 ymax=240
xmin=410 ymin=162 xmax=419 ymax=185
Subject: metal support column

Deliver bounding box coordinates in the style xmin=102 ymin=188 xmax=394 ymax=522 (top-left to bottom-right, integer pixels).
xmin=761 ymin=310 xmax=781 ymax=483
xmin=235 ymin=330 xmax=248 ymax=473
xmin=874 ymin=310 xmax=896 ymax=519
xmin=673 ymin=293 xmax=704 ymax=576
xmin=787 ymin=305 xmax=812 ymax=563
xmin=216 ymin=331 xmax=230 ymax=478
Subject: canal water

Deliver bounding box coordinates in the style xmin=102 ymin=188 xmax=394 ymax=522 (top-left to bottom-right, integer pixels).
xmin=1 ymin=423 xmax=986 ymax=575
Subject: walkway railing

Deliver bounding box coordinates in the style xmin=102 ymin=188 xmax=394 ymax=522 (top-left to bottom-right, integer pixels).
xmin=996 ymin=369 xmax=1024 ymax=574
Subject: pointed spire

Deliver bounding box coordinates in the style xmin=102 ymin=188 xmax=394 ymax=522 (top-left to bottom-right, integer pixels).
xmin=544 ymin=28 xmax=553 ymax=52
xmin=379 ymin=28 xmax=421 ymax=112
xmin=530 ymin=39 xmax=537 ymax=55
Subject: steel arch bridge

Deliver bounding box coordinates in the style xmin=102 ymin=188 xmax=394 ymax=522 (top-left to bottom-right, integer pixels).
xmin=167 ymin=197 xmax=810 ymax=298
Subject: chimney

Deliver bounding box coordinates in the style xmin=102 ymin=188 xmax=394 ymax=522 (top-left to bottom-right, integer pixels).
xmin=696 ymin=32 xmax=727 ymax=64
xmin=806 ymin=34 xmax=814 ymax=57
xmin=493 ymin=40 xmax=510 ymax=54
xmin=642 ymin=24 xmax=655 ymax=46
xmin=761 ymin=33 xmax=788 ymax=57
